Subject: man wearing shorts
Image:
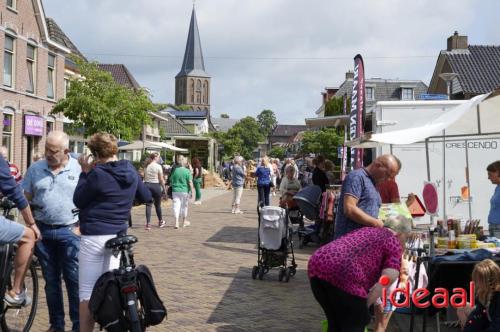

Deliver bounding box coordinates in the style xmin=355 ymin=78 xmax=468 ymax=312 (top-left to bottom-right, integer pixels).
xmin=0 ymin=155 xmax=40 ymax=306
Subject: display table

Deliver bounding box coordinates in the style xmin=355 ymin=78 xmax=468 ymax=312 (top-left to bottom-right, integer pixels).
xmin=409 ymin=251 xmax=500 ymax=332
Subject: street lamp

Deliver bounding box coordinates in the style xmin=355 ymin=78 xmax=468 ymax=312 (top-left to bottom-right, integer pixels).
xmin=439 ymin=72 xmax=458 ymax=100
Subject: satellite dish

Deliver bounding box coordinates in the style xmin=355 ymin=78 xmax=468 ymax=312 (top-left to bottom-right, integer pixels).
xmin=423 ymin=182 xmax=439 ymax=216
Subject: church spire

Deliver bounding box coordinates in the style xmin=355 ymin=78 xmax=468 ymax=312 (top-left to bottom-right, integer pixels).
xmin=176 ymin=7 xmax=209 ymax=78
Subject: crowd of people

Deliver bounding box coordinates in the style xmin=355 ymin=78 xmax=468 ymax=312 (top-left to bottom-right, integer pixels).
xmin=0 ymin=130 xmax=499 ymax=331
xmin=0 ymin=130 xmax=202 ymax=332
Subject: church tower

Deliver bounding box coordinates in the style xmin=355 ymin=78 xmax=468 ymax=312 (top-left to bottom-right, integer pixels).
xmin=175 ymin=7 xmax=211 ymax=112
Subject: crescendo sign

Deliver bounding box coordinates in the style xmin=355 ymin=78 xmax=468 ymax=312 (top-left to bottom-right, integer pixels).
xmin=446 ymin=141 xmax=498 ymax=149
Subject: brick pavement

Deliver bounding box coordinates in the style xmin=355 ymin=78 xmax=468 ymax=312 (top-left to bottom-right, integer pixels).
xmin=29 ymin=189 xmax=324 ymax=332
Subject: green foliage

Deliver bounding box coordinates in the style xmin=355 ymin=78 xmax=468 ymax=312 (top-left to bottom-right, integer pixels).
xmin=300 ymin=128 xmax=342 ymax=161
xmin=269 ymin=146 xmax=286 ymax=159
xmin=209 ymin=116 xmax=264 ymax=160
xmin=51 ymin=57 xmax=153 ymax=141
xmin=257 ymin=109 xmax=278 ymax=136
xmin=324 ymin=96 xmax=349 ymax=117
xmin=177 ymin=104 xmax=193 ymax=111
xmin=220 ymin=113 xmax=230 ymax=118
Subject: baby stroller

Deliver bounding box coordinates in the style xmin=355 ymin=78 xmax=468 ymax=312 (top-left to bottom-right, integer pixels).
xmin=252 ymin=204 xmax=297 ymax=282
xmin=279 ymin=191 xmax=304 ymax=230
xmin=293 ymin=186 xmax=335 ymax=248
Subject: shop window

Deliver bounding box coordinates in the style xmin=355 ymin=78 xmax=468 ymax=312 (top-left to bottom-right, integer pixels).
xmin=3 ymin=35 xmax=15 ymax=87
xmin=2 ymin=111 xmax=14 ymax=160
xmin=47 ymin=54 xmax=56 ymax=99
xmin=46 ymin=119 xmax=54 ymax=135
xmin=26 ymin=43 xmax=36 ymax=93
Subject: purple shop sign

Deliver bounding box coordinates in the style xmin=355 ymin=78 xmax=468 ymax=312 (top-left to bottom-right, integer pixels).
xmin=24 ymin=115 xmax=44 ymax=136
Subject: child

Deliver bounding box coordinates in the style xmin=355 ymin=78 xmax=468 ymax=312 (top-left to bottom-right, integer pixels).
xmin=457 ymin=259 xmax=500 ymax=331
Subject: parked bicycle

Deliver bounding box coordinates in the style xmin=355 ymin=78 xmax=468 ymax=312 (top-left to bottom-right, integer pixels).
xmin=0 ymin=198 xmax=38 ymax=332
xmin=105 ymin=234 xmax=144 ymax=332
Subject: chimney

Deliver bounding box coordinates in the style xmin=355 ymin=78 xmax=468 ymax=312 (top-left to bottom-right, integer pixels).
xmin=345 ymin=70 xmax=354 ymax=80
xmin=447 ymin=31 xmax=468 ymax=51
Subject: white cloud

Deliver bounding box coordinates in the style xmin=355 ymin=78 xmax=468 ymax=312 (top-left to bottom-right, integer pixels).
xmin=43 ymin=0 xmax=500 ymax=124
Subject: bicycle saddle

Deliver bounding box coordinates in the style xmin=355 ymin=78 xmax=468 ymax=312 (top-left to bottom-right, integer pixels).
xmin=105 ymin=235 xmax=138 ymax=249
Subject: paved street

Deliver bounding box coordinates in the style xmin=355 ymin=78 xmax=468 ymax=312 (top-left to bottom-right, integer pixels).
xmin=30 ymin=189 xmax=324 ymax=331
xmin=28 ymin=188 xmax=460 ymax=332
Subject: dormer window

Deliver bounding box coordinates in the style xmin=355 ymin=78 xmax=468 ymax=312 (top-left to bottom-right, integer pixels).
xmin=366 ymin=87 xmax=375 ymax=101
xmin=401 ymin=87 xmax=414 ymax=100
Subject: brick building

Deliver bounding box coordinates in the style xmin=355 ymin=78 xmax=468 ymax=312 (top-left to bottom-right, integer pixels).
xmin=0 ymin=0 xmax=76 ymax=171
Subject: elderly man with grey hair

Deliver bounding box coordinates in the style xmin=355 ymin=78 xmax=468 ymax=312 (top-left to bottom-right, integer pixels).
xmin=231 ymin=156 xmax=246 ymax=214
xmin=308 ymin=216 xmax=410 ymax=332
xmin=23 ymin=130 xmax=81 ymax=332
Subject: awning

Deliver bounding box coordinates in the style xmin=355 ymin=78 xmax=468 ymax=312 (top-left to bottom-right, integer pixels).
xmin=346 ymin=90 xmax=500 ymax=148
xmin=118 ymin=140 xmax=188 ymax=152
xmin=305 ymin=115 xmax=350 ymax=129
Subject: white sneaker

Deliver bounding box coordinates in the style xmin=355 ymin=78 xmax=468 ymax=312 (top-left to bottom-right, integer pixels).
xmin=234 ymin=209 xmax=244 ymax=214
xmin=272 ymin=192 xmax=276 ymax=196
xmin=194 ymin=201 xmax=202 ymax=205
xmin=183 ymin=220 xmax=191 ymax=227
xmin=231 ymin=208 xmax=236 ymax=214
xmin=4 ymin=289 xmax=32 ymax=307
xmin=174 ymin=221 xmax=179 ymax=229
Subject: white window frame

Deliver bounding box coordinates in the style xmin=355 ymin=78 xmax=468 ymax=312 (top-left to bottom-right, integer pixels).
xmin=366 ymin=87 xmax=375 ymax=101
xmin=3 ymin=34 xmax=16 ymax=88
xmin=6 ymin=0 xmax=17 ymax=11
xmin=47 ymin=53 xmax=56 ymax=99
xmin=2 ymin=108 xmax=15 ymax=161
xmin=64 ymin=76 xmax=70 ymax=98
xmin=401 ymin=87 xmax=414 ymax=101
xmin=26 ymin=43 xmax=37 ymax=93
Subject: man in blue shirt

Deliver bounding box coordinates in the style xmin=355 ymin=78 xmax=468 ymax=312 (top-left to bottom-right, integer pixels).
xmin=487 ymin=161 xmax=500 ymax=238
xmin=334 ymin=155 xmax=401 ymax=239
xmin=23 ymin=131 xmax=81 ymax=332
xmin=0 ymin=155 xmax=40 ymax=306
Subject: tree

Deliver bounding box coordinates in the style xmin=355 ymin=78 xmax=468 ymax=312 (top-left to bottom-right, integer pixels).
xmin=300 ymin=128 xmax=342 ymax=161
xmin=52 ymin=57 xmax=153 ymax=141
xmin=269 ymin=146 xmax=286 ymax=159
xmin=257 ymin=109 xmax=278 ymax=136
xmin=220 ymin=113 xmax=230 ymax=118
xmin=209 ymin=116 xmax=264 ymax=160
xmin=324 ymin=96 xmax=349 ymax=117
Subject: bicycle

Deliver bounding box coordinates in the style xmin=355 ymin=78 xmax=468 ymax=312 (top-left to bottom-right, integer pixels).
xmin=0 ymin=198 xmax=38 ymax=332
xmin=105 ymin=233 xmax=144 ymax=332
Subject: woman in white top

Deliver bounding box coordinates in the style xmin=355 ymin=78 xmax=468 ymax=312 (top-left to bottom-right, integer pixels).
xmin=144 ymin=153 xmax=166 ymax=230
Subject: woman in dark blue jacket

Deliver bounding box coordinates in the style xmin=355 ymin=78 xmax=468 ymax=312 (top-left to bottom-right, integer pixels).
xmin=73 ymin=132 xmax=151 ymax=332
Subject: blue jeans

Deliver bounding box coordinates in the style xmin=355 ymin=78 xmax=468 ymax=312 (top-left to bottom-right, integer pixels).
xmin=35 ymin=222 xmax=80 ymax=331
xmin=257 ymin=184 xmax=271 ymax=206
xmin=489 ymin=224 xmax=500 ymax=238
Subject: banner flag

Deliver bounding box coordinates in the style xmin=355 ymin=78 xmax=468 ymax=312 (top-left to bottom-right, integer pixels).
xmin=349 ymin=54 xmax=366 ymax=169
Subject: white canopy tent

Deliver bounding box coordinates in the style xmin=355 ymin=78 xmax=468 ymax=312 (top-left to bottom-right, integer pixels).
xmin=118 ymin=140 xmax=188 ymax=152
xmin=346 ymin=89 xmax=500 ymax=228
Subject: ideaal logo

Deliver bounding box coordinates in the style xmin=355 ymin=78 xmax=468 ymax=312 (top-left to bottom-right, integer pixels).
xmin=379 ymin=275 xmax=474 ymax=309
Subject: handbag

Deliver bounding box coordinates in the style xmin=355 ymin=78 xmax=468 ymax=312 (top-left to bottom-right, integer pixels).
xmin=167 ymin=186 xmax=173 ymax=199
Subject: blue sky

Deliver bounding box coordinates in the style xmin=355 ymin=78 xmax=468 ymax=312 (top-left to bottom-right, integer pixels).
xmin=42 ymin=0 xmax=500 ymax=124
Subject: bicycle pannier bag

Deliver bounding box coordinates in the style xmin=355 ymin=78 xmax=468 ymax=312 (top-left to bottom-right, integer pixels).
xmin=89 ymin=271 xmax=128 ymax=331
xmin=136 ymin=264 xmax=167 ymax=326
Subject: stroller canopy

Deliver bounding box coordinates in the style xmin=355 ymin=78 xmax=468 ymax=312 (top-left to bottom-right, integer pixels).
xmin=293 ymin=185 xmax=322 ymax=220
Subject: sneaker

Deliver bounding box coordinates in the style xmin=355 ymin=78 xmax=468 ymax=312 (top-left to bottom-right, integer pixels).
xmin=231 ymin=208 xmax=236 ymax=214
xmin=174 ymin=222 xmax=179 ymax=229
xmin=234 ymin=209 xmax=244 ymax=214
xmin=159 ymin=220 xmax=166 ymax=228
xmin=145 ymin=224 xmax=151 ymax=231
xmin=4 ymin=289 xmax=32 ymax=307
xmin=183 ymin=220 xmax=191 ymax=227
xmin=194 ymin=201 xmax=202 ymax=205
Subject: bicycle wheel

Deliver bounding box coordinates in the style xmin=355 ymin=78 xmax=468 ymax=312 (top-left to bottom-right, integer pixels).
xmin=2 ymin=262 xmax=38 ymax=332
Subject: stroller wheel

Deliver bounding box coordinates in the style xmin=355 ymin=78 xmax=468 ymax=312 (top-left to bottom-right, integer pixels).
xmin=284 ymin=267 xmax=292 ymax=282
xmin=251 ymin=266 xmax=259 ymax=280
xmin=258 ymin=266 xmax=265 ymax=280
xmin=278 ymin=267 xmax=285 ymax=282
xmin=290 ymin=267 xmax=297 ymax=276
